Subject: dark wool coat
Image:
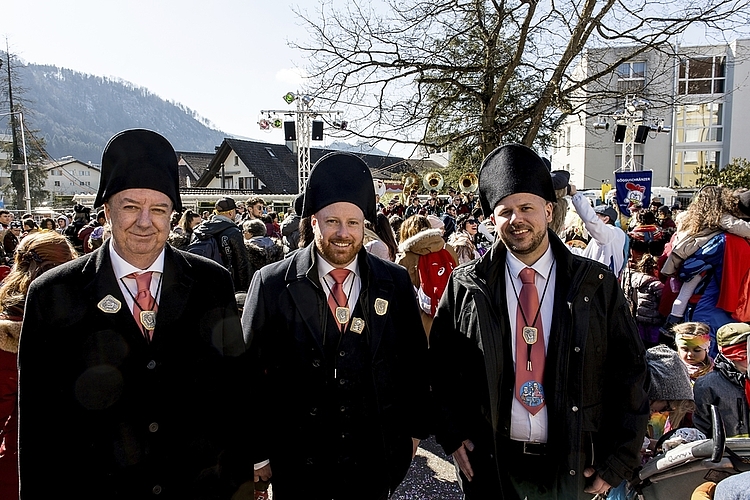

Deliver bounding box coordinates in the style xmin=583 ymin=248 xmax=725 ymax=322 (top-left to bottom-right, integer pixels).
xmin=18 ymin=241 xmax=250 ymax=500
xmin=241 ymin=245 xmax=431 ymax=499
xmin=429 ymin=231 xmax=649 ymax=499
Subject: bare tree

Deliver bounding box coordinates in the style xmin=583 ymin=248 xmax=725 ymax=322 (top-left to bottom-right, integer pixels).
xmin=292 ymin=0 xmax=750 ymax=166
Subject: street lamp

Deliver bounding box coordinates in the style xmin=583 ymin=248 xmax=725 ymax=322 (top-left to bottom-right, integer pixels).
xmin=0 ymin=110 xmax=32 ymax=213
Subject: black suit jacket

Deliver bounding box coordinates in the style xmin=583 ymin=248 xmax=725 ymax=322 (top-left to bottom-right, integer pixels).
xmin=242 ymin=245 xmax=430 ymax=497
xmin=18 ymin=241 xmax=249 ymax=499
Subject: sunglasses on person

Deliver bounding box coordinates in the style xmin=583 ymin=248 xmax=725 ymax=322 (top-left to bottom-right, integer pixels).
xmin=467 ymin=219 xmax=478 ymax=224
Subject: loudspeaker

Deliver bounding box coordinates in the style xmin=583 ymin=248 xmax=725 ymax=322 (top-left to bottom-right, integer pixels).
xmin=634 ymin=125 xmax=650 ymax=144
xmin=284 ymin=121 xmax=296 ymax=141
xmin=613 ymin=124 xmax=627 ymax=143
xmin=312 ymin=121 xmax=324 ymax=141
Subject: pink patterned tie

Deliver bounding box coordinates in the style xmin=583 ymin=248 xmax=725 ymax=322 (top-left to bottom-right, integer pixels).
xmin=515 ymin=267 xmax=546 ymax=415
xmin=327 ymin=269 xmax=351 ymax=331
xmin=127 ymin=271 xmax=158 ymax=339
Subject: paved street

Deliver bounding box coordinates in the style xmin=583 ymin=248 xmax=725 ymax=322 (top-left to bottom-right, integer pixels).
xmin=392 ymin=436 xmax=463 ymax=500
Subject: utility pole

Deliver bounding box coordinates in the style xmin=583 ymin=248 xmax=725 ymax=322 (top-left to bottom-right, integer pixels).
xmin=261 ymin=92 xmax=343 ymax=193
xmin=2 ymin=44 xmax=32 ymax=212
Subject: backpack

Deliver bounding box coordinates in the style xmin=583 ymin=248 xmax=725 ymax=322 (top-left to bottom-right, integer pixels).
xmin=417 ymin=248 xmax=456 ymax=316
xmin=187 ymin=233 xmax=223 ymax=265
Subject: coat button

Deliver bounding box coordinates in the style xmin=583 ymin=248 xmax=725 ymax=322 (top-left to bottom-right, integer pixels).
xmin=149 ymin=422 xmax=159 ymax=433
xmin=340 ymin=406 xmax=346 ymax=412
xmin=312 ymin=359 xmax=321 ymax=368
xmin=599 ymin=273 xmax=604 ymax=280
xmin=572 ymin=406 xmax=579 ymax=412
xmin=339 ymin=378 xmax=346 ymax=385
xmin=339 ymin=350 xmax=346 ymax=357
xmin=584 ymin=296 xmax=590 ymax=302
xmin=574 ymin=347 xmax=581 ymax=353
xmin=310 ymin=407 xmax=318 ymax=416
xmin=147 ymin=360 xmax=156 ymax=370
xmin=569 ymin=470 xmax=576 ymax=476
xmin=152 ymin=485 xmax=162 ymax=495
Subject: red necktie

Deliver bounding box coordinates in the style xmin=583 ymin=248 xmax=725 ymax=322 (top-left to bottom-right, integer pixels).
xmin=327 ymin=269 xmax=351 ymax=331
xmin=127 ymin=271 xmax=158 ymax=339
xmin=515 ymin=267 xmax=546 ymax=415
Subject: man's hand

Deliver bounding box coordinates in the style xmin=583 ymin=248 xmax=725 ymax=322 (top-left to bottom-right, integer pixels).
xmin=254 ymin=463 xmax=272 ymax=483
xmin=583 ymin=467 xmax=612 ymax=495
xmin=452 ymin=439 xmax=475 ymax=482
xmin=568 ymin=184 xmax=577 ymax=196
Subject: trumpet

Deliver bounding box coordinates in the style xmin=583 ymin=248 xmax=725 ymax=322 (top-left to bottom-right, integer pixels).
xmin=423 ymin=172 xmax=444 ymax=191
xmin=402 ymin=172 xmax=419 ymax=196
xmin=459 ymin=172 xmax=479 ymax=193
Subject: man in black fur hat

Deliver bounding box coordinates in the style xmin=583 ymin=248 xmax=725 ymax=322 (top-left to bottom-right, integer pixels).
xmin=18 ymin=129 xmax=251 ymax=499
xmin=242 ymin=152 xmax=430 ymax=500
xmin=429 ymin=144 xmax=648 ymax=499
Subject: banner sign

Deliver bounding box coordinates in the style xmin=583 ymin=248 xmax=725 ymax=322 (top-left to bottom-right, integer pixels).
xmin=614 ymin=171 xmax=652 ymax=217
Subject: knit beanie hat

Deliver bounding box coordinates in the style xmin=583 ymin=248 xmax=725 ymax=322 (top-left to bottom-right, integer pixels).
xmin=645 ymin=345 xmax=694 ymax=401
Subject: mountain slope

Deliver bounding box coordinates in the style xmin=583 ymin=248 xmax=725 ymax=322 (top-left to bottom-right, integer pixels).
xmin=15 ymin=62 xmax=229 ymax=163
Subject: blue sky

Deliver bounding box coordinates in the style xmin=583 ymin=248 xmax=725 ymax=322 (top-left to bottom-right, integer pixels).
xmin=6 ymin=0 xmax=325 ymax=145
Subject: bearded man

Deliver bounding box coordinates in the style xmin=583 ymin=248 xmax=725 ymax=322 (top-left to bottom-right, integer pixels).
xmin=241 ymin=152 xmax=430 ymax=500
xmin=429 ymin=144 xmax=648 ymax=500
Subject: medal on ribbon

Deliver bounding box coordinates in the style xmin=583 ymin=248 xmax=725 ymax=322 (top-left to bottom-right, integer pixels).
xmin=335 ymin=306 xmax=350 ymax=325
xmin=351 ymin=317 xmax=365 ymax=334
xmin=97 ymin=295 xmax=121 ymax=314
xmin=522 ymin=326 xmax=538 ymax=345
xmin=140 ymin=310 xmax=157 ymax=330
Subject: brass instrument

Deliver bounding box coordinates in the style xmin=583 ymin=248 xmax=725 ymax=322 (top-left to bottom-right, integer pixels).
xmin=402 ymin=172 xmax=419 ymax=195
xmin=374 ymin=179 xmax=386 ymax=198
xmin=423 ymin=172 xmax=444 ymax=191
xmin=459 ymin=172 xmax=479 ymax=193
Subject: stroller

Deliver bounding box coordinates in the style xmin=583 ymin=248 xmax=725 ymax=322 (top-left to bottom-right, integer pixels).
xmin=631 ymin=406 xmax=750 ymax=499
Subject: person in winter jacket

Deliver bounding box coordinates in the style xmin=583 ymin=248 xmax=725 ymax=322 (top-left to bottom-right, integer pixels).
xmin=429 ymin=144 xmax=647 ymax=500
xmin=0 ymin=231 xmax=77 ymax=500
xmin=396 ymin=224 xmax=458 ymax=340
xmin=191 ymin=197 xmax=254 ymax=292
xmin=447 ymin=213 xmax=481 ymax=264
xmin=693 ymin=322 xmax=750 ymax=438
xmin=673 ymin=322 xmax=714 ymax=383
xmin=622 ymin=254 xmax=665 ymax=348
xmin=243 ymin=219 xmax=283 ymax=274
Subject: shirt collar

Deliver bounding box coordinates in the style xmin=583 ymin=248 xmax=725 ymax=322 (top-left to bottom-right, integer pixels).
xmin=316 ymin=250 xmax=359 ymax=280
xmin=506 ymin=243 xmax=555 ymax=281
xmin=110 ymin=242 xmax=166 ymax=280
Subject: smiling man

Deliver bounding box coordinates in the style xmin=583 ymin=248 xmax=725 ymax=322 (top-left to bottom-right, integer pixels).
xmin=429 ymin=144 xmax=648 ymax=500
xmin=242 ymin=152 xmax=430 ymax=500
xmin=18 ymin=129 xmax=250 ymax=499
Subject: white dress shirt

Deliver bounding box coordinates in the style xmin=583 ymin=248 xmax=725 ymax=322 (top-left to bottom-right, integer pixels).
xmin=316 ymin=253 xmax=361 ymax=311
xmin=504 ymin=245 xmax=556 ymax=443
xmin=109 ymin=244 xmax=165 ymax=312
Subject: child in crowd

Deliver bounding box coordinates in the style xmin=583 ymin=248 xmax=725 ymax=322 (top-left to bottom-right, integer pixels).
xmin=622 ymin=254 xmax=665 ymax=348
xmin=673 ymin=322 xmax=714 ymax=383
xmin=693 ymin=322 xmax=750 ymax=438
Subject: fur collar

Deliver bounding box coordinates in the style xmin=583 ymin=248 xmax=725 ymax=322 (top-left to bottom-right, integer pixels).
xmin=398 ymin=228 xmax=445 ymax=255
xmin=0 ymin=318 xmax=21 ymax=354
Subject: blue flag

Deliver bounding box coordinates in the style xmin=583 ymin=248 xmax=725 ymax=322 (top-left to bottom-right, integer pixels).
xmin=614 ymin=171 xmax=652 ymax=217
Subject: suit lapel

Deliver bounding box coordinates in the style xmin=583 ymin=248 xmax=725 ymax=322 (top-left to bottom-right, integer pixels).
xmin=357 ymin=252 xmax=394 ymax=360
xmin=152 ymin=246 xmax=194 ymax=336
xmin=83 ymin=241 xmax=146 ymax=343
xmin=287 ymin=246 xmax=327 ymax=352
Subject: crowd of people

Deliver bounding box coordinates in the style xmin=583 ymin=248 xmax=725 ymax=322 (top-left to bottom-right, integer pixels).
xmin=0 ymin=128 xmax=749 ymax=500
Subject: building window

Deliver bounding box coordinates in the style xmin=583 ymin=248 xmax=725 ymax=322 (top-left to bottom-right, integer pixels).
xmin=616 ymin=61 xmax=646 ymax=93
xmin=54 ymin=181 xmax=60 ymax=187
xmin=234 ymin=155 xmax=239 ymax=166
xmin=566 ymin=126 xmax=571 ymax=156
xmin=679 ymin=56 xmax=725 ymax=95
xmin=239 ymin=177 xmax=258 ymax=190
xmin=673 ymin=150 xmax=720 ymax=188
xmin=675 ymin=103 xmax=723 ymax=143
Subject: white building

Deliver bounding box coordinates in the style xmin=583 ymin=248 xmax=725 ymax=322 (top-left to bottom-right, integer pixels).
xmin=43 ymin=157 xmax=100 ymax=200
xmin=551 ymin=39 xmax=750 ymax=193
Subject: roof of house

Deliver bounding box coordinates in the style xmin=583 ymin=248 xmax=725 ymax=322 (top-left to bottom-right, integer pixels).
xmin=176 ymin=151 xmax=214 ymax=188
xmin=42 ymin=157 xmax=101 ymax=172
xmin=196 ymin=138 xmax=424 ymax=194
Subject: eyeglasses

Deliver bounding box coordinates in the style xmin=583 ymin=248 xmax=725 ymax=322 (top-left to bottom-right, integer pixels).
xmin=467 ymin=219 xmax=478 ymax=224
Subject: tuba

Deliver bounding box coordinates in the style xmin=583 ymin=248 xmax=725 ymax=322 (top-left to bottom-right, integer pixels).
xmin=459 ymin=172 xmax=479 ymax=193
xmin=402 ymin=172 xmax=419 ymax=195
xmin=423 ymin=172 xmax=444 ymax=191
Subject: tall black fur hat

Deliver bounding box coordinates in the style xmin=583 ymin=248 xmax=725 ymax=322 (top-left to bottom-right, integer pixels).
xmin=95 ymin=129 xmax=182 ymax=211
xmin=478 ymin=144 xmax=555 ymax=217
xmin=301 ymin=152 xmax=376 ymax=223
